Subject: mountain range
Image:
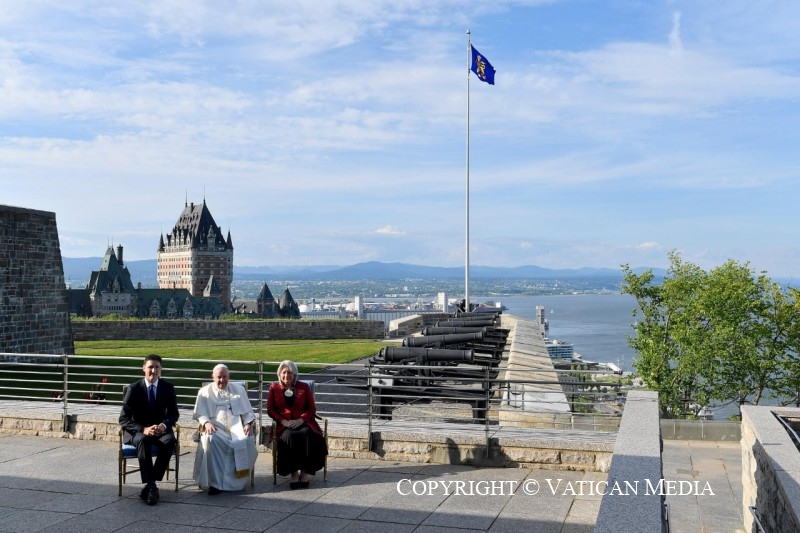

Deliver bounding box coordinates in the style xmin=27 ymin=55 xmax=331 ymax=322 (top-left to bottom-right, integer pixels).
xmin=62 ymin=257 xmax=661 ymax=286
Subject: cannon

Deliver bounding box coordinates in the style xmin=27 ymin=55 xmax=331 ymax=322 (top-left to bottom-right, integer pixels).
xmin=403 ymin=332 xmax=485 ymax=348
xmin=455 ymin=311 xmax=500 ymax=318
xmin=422 ymin=325 xmax=507 ymax=343
xmin=339 ymin=313 xmax=512 ymax=423
xmin=422 ymin=326 xmax=487 ymax=335
xmin=403 ymin=331 xmax=507 ymax=362
xmin=379 ymin=346 xmax=475 ymax=364
xmin=435 ymin=318 xmax=496 ymax=328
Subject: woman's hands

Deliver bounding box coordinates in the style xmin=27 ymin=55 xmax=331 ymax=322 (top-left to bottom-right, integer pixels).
xmin=281 ymin=418 xmax=303 ymax=429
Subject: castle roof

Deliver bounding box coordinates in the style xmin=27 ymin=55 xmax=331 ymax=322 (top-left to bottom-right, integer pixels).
xmin=203 ymin=275 xmax=221 ymax=296
xmin=87 ymin=246 xmax=135 ymax=297
xmin=162 ymin=200 xmax=232 ymax=250
xmin=257 ymin=282 xmax=275 ymax=302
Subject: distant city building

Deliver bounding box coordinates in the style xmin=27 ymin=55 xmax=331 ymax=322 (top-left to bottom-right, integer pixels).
xmin=435 ymin=292 xmax=448 ymax=312
xmin=72 ymin=245 xmax=222 ymax=319
xmin=535 ymin=305 xmax=549 ymax=335
xmin=157 ymin=199 xmax=233 ymax=311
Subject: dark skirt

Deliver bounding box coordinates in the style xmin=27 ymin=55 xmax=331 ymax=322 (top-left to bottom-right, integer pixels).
xmin=276 ymin=425 xmax=328 ymax=476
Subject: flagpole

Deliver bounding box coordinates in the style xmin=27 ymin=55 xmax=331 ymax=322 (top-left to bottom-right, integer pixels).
xmin=465 ymin=29 xmax=471 ymax=314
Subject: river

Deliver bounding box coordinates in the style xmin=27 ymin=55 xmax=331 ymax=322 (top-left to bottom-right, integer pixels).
xmin=492 ymin=294 xmax=638 ymax=372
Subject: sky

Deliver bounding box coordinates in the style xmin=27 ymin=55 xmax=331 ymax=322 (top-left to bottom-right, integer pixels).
xmin=1 ymin=1 xmax=799 ymax=278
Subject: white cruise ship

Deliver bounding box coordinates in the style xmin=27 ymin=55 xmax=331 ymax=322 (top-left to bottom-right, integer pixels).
xmin=545 ymin=338 xmax=574 ymax=359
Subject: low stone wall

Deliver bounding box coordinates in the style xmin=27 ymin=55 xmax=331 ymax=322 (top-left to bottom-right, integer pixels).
xmin=595 ymin=390 xmax=665 ymax=533
xmin=742 ymin=405 xmax=800 ymax=533
xmin=0 ymin=401 xmax=615 ymax=471
xmin=71 ymin=319 xmax=385 ymax=341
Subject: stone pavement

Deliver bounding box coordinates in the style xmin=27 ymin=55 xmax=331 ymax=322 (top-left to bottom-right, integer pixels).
xmin=0 ymin=434 xmax=605 ymax=533
xmin=662 ymin=440 xmax=745 ymax=533
xmin=0 ymin=434 xmax=749 ymax=532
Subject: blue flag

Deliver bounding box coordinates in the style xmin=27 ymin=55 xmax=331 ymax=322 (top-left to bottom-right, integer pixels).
xmin=470 ymin=45 xmax=495 ymax=85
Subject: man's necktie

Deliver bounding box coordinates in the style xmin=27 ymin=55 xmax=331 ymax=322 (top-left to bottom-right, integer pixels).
xmin=148 ymin=384 xmax=156 ymax=408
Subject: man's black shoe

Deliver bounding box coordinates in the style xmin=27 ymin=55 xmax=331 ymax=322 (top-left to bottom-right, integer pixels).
xmin=139 ymin=485 xmax=150 ymax=501
xmin=146 ymin=486 xmax=159 ymax=506
xmin=208 ymin=486 xmax=221 ymax=495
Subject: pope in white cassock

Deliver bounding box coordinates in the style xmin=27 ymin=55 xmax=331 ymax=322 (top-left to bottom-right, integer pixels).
xmin=193 ymin=364 xmax=258 ymax=494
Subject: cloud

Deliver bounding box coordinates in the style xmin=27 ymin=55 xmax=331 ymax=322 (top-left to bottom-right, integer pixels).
xmin=668 ymin=11 xmax=683 ymax=55
xmin=632 ymin=242 xmax=663 ymax=252
xmin=0 ymin=2 xmax=798 ymax=277
xmin=375 ymin=225 xmax=406 ymax=236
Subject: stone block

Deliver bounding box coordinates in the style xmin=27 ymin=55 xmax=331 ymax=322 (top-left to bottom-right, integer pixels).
xmin=594 ymin=452 xmax=613 ymax=473
xmin=377 ymin=441 xmax=431 ymax=455
xmin=73 ymin=423 xmax=96 ymax=440
xmin=503 ymin=447 xmax=560 ymax=464
xmin=329 ymin=437 xmax=369 ymax=452
xmin=560 ymin=451 xmax=595 ymax=466
xmin=379 ymin=452 xmax=428 ymax=463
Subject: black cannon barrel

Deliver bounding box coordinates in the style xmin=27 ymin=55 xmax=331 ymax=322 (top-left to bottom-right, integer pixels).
xmin=436 ymin=319 xmax=496 ymax=328
xmin=403 ymin=332 xmax=485 ymax=347
xmin=455 ymin=312 xmax=500 ymax=319
xmin=422 ymin=326 xmax=487 ymax=335
xmin=380 ymin=346 xmax=474 ymax=363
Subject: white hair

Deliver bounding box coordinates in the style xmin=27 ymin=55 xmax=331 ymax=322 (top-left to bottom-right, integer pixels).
xmin=277 ymin=360 xmax=298 ymax=383
xmin=212 ymin=364 xmax=229 ymax=374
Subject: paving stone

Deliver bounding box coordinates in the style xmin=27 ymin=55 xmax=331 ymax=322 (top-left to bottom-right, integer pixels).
xmin=0 ymin=425 xmax=752 ymax=532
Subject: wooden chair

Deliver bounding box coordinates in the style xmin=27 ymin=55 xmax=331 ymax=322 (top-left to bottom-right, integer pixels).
xmin=196 ymin=381 xmax=256 ymax=488
xmin=118 ymin=424 xmax=180 ymax=496
xmin=271 ymin=379 xmax=328 ymax=484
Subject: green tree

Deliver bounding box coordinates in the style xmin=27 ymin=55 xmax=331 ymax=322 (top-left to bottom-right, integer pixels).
xmin=622 ymin=251 xmax=709 ymax=417
xmin=622 ymin=251 xmax=797 ymax=418
xmin=693 ymin=261 xmax=779 ymax=414
xmin=773 ymin=287 xmax=800 ymax=406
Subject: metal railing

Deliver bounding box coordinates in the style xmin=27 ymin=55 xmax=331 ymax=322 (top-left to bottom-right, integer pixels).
xmin=0 ymin=353 xmax=625 ymax=450
xmin=748 ymin=505 xmax=766 ymax=533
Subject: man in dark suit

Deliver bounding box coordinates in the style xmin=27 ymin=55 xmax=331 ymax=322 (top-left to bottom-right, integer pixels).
xmin=119 ymin=354 xmax=180 ymax=505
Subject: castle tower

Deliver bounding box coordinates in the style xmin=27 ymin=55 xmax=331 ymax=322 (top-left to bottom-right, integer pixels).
xmin=157 ymin=199 xmax=233 ymax=311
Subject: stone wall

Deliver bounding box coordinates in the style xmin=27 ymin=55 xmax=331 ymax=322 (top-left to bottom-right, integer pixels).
xmin=71 ymin=318 xmax=385 ymax=341
xmin=0 ymin=403 xmax=615 ymax=471
xmin=742 ymin=406 xmax=800 ymax=533
xmin=0 ymin=205 xmax=74 ymax=355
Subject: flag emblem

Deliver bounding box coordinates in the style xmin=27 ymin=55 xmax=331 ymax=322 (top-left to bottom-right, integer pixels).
xmin=470 ymin=45 xmax=495 ymax=85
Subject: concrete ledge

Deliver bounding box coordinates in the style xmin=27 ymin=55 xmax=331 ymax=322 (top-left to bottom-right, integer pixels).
xmin=335 ymin=419 xmax=616 ymax=470
xmin=499 ymin=316 xmax=572 ymax=427
xmin=0 ymin=400 xmax=616 ymax=471
xmin=595 ymin=390 xmax=664 ymax=533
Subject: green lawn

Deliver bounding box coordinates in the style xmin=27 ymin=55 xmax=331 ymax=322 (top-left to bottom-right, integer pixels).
xmin=74 ymin=339 xmax=385 ymax=364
